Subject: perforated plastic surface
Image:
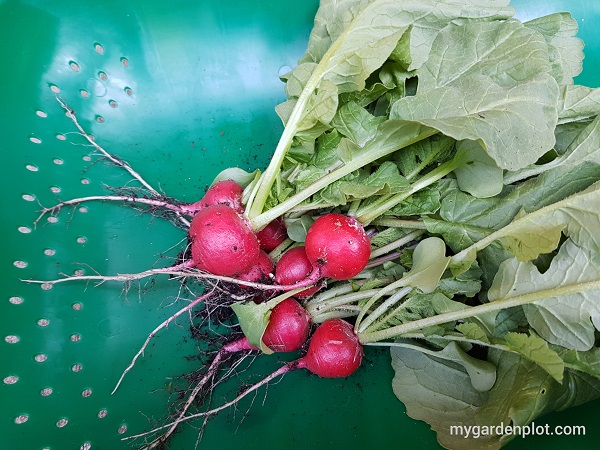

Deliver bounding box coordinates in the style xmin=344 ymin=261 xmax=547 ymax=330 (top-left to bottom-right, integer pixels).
xmin=2 ymin=1 xmax=599 ymax=449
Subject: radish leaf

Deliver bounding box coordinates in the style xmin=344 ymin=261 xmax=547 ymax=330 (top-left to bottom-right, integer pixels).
xmin=489 ymin=239 xmax=600 ymax=351
xmin=231 ymin=301 xmax=273 ymax=355
xmin=391 ymin=347 xmax=600 ymax=450
xmin=391 ymin=19 xmax=559 ymax=171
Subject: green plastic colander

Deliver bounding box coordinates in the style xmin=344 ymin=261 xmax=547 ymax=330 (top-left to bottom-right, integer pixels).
xmin=2 ymin=1 xmax=600 ymax=449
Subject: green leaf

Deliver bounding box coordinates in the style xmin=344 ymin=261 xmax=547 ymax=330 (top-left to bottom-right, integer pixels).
xmin=488 ymin=239 xmax=600 ymax=351
xmin=312 ymin=130 xmax=343 ymax=169
xmin=274 ymin=99 xmax=296 ymax=126
xmin=251 ymin=0 xmax=513 ymax=219
xmin=377 ymin=293 xmax=437 ymax=327
xmin=321 ymin=162 xmax=410 ymax=206
xmin=295 ymin=79 xmax=339 ymax=136
xmin=456 ymin=322 xmax=490 ymax=344
xmin=370 ymin=227 xmax=408 ymax=249
xmin=453 ymin=140 xmax=503 ymax=198
xmin=330 ymin=101 xmax=386 ymax=147
xmin=505 ymin=115 xmax=600 ymax=184
xmin=391 ymin=346 xmax=600 ymax=450
xmin=493 ymin=306 xmax=528 ymax=337
xmin=503 ymin=332 xmax=565 ymax=382
xmin=426 ymin=162 xmax=600 ymax=265
xmin=284 ymin=62 xmax=318 ymax=98
xmin=392 ymin=340 xmax=497 ymax=392
xmin=524 ymin=13 xmax=583 ymax=86
xmin=451 ymin=180 xmax=600 ymax=269
xmin=476 ymin=350 xmax=600 ymax=446
xmin=284 ymin=216 xmax=314 ymax=243
xmin=402 ymin=237 xmax=450 ymax=293
xmin=558 ymin=84 xmax=600 ymax=124
xmin=394 ymin=134 xmax=456 ymax=179
xmin=557 ymin=347 xmax=600 ymax=379
xmin=211 ymin=167 xmax=260 ymax=189
xmin=438 ymin=264 xmax=483 ymax=298
xmin=498 ymin=208 xmax=563 ymax=262
xmin=230 ymin=301 xmax=273 ymax=355
xmin=391 ymin=19 xmax=559 ymax=171
xmin=388 ymin=186 xmax=441 ymax=216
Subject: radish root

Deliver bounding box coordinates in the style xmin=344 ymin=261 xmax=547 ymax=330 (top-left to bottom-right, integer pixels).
xmin=112 ymin=289 xmax=216 ymax=395
xmin=124 ymin=361 xmax=296 ymax=444
xmin=55 ymin=96 xmax=191 ymax=228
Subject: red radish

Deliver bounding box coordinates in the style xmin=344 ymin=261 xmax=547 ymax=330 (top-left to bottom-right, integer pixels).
xmin=237 ymin=250 xmax=274 ymax=285
xmin=190 ymin=204 xmax=260 ymax=276
xmin=257 ymin=218 xmax=288 ymax=252
xmin=297 ymin=318 xmax=363 ymax=378
xmin=305 ymin=213 xmax=370 ymax=280
xmin=275 ymin=246 xmax=321 ymax=298
xmin=262 ymin=298 xmax=311 ymax=352
xmin=184 ymin=179 xmax=244 ymax=214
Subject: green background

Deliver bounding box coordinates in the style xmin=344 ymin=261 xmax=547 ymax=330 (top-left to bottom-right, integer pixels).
xmin=1 ymin=0 xmax=598 ymax=449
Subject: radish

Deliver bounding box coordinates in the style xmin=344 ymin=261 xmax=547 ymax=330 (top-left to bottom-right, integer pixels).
xmin=296 ymin=318 xmax=362 ymax=377
xmin=261 ymin=297 xmax=311 ymax=352
xmin=183 ymin=179 xmax=244 ymax=214
xmin=189 ymin=204 xmax=260 ymax=276
xmin=305 ymin=213 xmax=371 ymax=280
xmin=237 ymin=250 xmax=275 ymax=285
xmin=256 ymin=218 xmax=288 ymax=252
xmin=275 ymin=246 xmax=321 ymax=298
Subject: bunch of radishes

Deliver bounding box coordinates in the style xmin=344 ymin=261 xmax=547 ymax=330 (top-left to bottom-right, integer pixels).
xmin=188 ymin=179 xmax=371 ymax=290
xmin=185 ymin=178 xmax=370 ymax=376
xmin=28 ymin=100 xmax=411 ymax=450
xmin=117 ymin=179 xmax=371 ymax=448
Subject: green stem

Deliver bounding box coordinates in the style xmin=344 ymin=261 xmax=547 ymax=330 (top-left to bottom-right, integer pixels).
xmin=306 ymin=289 xmax=381 ymax=320
xmin=250 ymin=126 xmax=438 ymax=230
xmin=356 ymin=156 xmax=462 ymax=225
xmin=311 ymin=309 xmax=360 ymax=323
xmin=357 ymin=286 xmax=412 ymax=333
xmin=268 ymin=238 xmax=294 ymax=262
xmin=353 ymin=277 xmax=412 ymax=333
xmin=503 ymin=160 xmax=560 ymax=185
xmin=369 ymin=229 xmax=424 ymax=259
xmin=347 ymin=199 xmax=362 ymax=217
xmin=371 ymin=218 xmax=428 ymax=229
xmin=246 ymin=8 xmax=372 ymax=222
xmin=365 ymin=298 xmax=416 ymax=333
xmin=358 ymin=280 xmax=600 ymax=344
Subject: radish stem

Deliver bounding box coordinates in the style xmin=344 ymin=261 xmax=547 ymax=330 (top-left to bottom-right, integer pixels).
xmin=358 ymin=280 xmax=600 ymax=344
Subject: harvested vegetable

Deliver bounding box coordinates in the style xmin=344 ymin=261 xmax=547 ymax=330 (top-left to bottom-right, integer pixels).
xmin=23 ymin=0 xmax=600 ymax=449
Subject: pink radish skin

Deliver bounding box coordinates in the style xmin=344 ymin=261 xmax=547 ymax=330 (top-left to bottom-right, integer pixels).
xmin=275 ymin=246 xmax=321 ymax=298
xmin=262 ymin=298 xmax=311 ymax=352
xmin=184 ymin=180 xmax=244 ymax=214
xmin=237 ymin=250 xmax=274 ymax=285
xmin=297 ymin=318 xmax=363 ymax=378
xmin=189 ymin=204 xmax=260 ymax=276
xmin=257 ymin=218 xmax=288 ymax=252
xmin=305 ymin=213 xmax=371 ymax=281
